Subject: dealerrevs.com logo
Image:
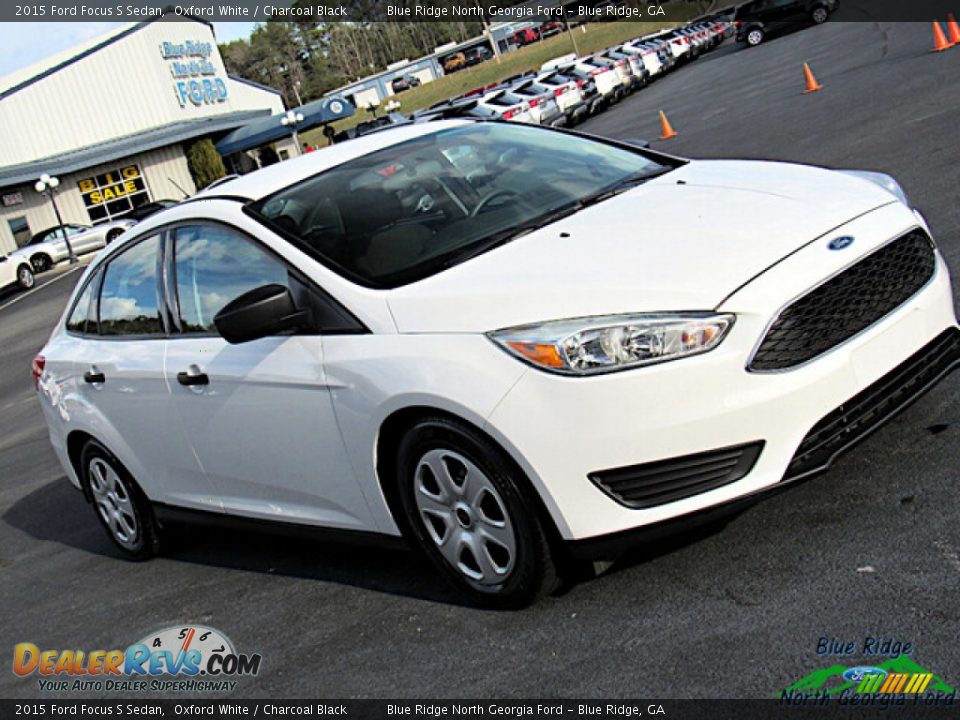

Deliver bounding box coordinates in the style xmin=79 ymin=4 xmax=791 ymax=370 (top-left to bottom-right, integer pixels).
xmin=13 ymin=625 xmax=262 ymax=693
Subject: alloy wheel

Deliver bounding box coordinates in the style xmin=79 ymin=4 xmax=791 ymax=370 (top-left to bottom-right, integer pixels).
xmin=88 ymin=457 xmax=140 ymax=549
xmin=18 ymin=266 xmax=34 ymax=289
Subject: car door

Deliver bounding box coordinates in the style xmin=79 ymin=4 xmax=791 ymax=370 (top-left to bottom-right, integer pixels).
xmin=68 ymin=233 xmax=220 ymax=511
xmin=0 ymin=255 xmax=15 ymax=289
xmin=766 ymin=0 xmax=802 ymax=28
xmin=163 ymin=222 xmax=376 ymax=531
xmin=67 ymin=225 xmax=100 ymax=254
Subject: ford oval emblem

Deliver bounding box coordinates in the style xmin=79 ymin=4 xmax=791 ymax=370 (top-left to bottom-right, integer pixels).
xmin=828 ymin=236 xmax=855 ymax=251
xmin=842 ymin=666 xmax=887 ymax=682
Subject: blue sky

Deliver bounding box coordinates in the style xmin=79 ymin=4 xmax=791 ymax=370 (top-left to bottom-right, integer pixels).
xmin=0 ymin=22 xmax=257 ymax=79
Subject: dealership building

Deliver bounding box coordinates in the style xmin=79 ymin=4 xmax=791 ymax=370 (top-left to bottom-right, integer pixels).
xmin=0 ymin=15 xmax=299 ymax=254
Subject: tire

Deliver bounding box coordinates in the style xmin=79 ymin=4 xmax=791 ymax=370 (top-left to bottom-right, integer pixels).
xmin=746 ymin=28 xmax=765 ymax=47
xmin=31 ymin=254 xmax=52 ymax=273
xmin=811 ymin=6 xmax=829 ymax=23
xmin=395 ymin=416 xmax=559 ymax=609
xmin=80 ymin=440 xmax=160 ymax=560
xmin=16 ymin=264 xmax=35 ymax=290
xmin=105 ymin=229 xmax=123 ymax=244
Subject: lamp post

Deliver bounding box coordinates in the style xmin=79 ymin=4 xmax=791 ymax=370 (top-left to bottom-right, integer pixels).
xmin=280 ymin=109 xmax=305 ymax=156
xmin=34 ymin=174 xmax=77 ymax=264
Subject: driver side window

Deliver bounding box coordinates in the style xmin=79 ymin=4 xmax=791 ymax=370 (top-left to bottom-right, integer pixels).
xmin=172 ymin=225 xmax=289 ymax=335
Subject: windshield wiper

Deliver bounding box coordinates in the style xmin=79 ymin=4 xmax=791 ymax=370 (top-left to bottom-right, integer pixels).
xmin=442 ymin=201 xmax=583 ymax=267
xmin=440 ymin=167 xmax=674 ymax=268
xmin=578 ymin=166 xmax=675 ymax=209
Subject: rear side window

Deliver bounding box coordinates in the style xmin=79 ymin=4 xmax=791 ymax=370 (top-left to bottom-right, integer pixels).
xmin=66 ymin=277 xmax=97 ymax=335
xmin=98 ymin=235 xmax=163 ymax=336
xmin=173 ymin=225 xmax=288 ymax=334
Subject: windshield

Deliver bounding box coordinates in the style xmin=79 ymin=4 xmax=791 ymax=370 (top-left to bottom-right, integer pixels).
xmin=247 ymin=123 xmax=674 ymax=288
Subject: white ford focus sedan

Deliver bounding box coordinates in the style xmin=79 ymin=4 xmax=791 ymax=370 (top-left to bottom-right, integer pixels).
xmin=35 ymin=120 xmax=959 ymax=607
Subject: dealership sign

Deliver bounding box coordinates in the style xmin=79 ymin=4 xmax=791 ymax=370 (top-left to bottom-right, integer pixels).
xmin=160 ymin=39 xmax=228 ymax=108
xmin=78 ymin=164 xmax=149 ymax=223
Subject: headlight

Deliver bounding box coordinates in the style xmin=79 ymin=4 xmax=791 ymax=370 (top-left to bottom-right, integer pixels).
xmin=489 ymin=313 xmax=734 ymax=375
xmin=837 ymin=169 xmax=909 ymax=206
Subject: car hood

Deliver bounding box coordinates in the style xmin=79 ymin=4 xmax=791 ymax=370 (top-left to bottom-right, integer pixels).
xmin=386 ymin=159 xmax=898 ymax=333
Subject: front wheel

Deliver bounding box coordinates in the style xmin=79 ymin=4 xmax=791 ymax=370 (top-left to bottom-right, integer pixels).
xmin=105 ymin=229 xmax=123 ymax=244
xmin=81 ymin=441 xmax=160 ymax=560
xmin=396 ymin=417 xmax=559 ymax=608
xmin=31 ymin=254 xmax=52 ymax=273
xmin=811 ymin=6 xmax=829 ymax=23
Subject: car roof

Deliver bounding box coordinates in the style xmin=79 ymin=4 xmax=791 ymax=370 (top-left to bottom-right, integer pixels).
xmin=31 ymin=223 xmax=86 ymax=239
xmin=198 ymin=120 xmax=475 ymax=202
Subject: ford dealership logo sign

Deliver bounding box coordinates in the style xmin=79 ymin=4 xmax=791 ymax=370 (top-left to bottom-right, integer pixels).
xmin=828 ymin=236 xmax=855 ymax=251
xmin=842 ymin=666 xmax=888 ymax=682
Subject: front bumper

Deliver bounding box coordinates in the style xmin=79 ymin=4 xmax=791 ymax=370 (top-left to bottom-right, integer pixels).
xmin=567 ymin=328 xmax=960 ymax=558
xmin=484 ymin=204 xmax=959 ymax=541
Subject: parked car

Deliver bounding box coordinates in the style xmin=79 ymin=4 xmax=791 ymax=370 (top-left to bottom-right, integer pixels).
xmin=391 ymin=74 xmax=422 ymax=93
xmin=543 ymin=55 xmax=622 ymax=104
xmin=124 ymin=199 xmax=179 ymax=223
xmin=512 ymin=27 xmax=540 ymax=47
xmin=464 ymin=46 xmax=493 ymax=66
xmin=582 ymin=55 xmax=634 ymax=96
xmin=35 ymin=120 xmax=957 ymax=608
xmin=469 ymin=89 xmax=537 ymax=124
xmin=0 ymin=252 xmax=35 ymax=293
xmin=12 ymin=220 xmax=135 ymax=273
xmin=499 ymin=79 xmax=566 ymax=127
xmin=443 ymin=52 xmax=467 ymax=73
xmin=735 ymin=0 xmax=838 ymax=47
xmin=529 ymin=70 xmax=590 ymax=124
xmin=334 ymin=113 xmax=409 ymax=142
xmin=618 ymin=41 xmax=666 ymax=79
xmin=598 ymin=49 xmax=649 ymax=90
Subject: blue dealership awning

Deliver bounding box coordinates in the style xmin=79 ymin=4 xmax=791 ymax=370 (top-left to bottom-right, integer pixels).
xmin=215 ymin=97 xmax=355 ymax=156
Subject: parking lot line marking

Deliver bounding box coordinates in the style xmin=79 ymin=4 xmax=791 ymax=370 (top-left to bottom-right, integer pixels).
xmin=0 ymin=264 xmax=86 ymax=314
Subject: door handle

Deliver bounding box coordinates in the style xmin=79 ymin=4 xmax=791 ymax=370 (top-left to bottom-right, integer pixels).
xmin=83 ymin=370 xmax=105 ymax=384
xmin=177 ymin=370 xmax=209 ymax=386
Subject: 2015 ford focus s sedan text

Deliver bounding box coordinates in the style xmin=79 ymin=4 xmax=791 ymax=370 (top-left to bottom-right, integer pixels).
xmin=34 ymin=121 xmax=960 ymax=607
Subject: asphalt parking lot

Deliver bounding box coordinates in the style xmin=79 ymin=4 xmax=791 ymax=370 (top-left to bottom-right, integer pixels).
xmin=2 ymin=20 xmax=959 ymax=700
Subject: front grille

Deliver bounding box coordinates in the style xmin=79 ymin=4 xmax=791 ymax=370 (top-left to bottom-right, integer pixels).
xmin=750 ymin=231 xmax=936 ymax=371
xmin=785 ymin=328 xmax=960 ymax=480
xmin=590 ymin=441 xmax=764 ymax=509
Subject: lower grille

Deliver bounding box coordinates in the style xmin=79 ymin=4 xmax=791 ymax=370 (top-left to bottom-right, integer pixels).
xmin=785 ymin=328 xmax=960 ymax=480
xmin=750 ymin=231 xmax=937 ymax=371
xmin=590 ymin=441 xmax=764 ymax=509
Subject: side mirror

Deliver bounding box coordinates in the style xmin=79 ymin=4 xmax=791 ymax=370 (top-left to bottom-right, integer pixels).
xmin=213 ymin=284 xmax=311 ymax=344
xmin=624 ymin=137 xmax=651 ymax=149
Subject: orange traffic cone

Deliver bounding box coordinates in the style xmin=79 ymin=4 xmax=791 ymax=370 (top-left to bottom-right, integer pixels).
xmin=931 ymin=20 xmax=953 ymax=51
xmin=658 ymin=111 xmax=677 ymax=140
xmin=802 ymin=62 xmax=823 ymax=94
xmin=947 ymin=14 xmax=960 ymax=45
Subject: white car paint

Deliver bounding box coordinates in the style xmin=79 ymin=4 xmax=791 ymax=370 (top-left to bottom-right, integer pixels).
xmin=35 ymin=120 xmax=959 ymax=549
xmin=619 ymin=42 xmax=665 ymax=76
xmin=542 ymin=55 xmax=622 ymax=101
xmin=0 ymin=252 xmax=34 ymax=292
xmin=11 ymin=219 xmax=135 ymax=271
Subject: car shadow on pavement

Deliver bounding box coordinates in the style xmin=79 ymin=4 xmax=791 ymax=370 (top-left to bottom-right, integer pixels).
xmin=2 ymin=477 xmax=472 ymax=608
xmin=5 ymin=476 xmax=747 ymax=608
